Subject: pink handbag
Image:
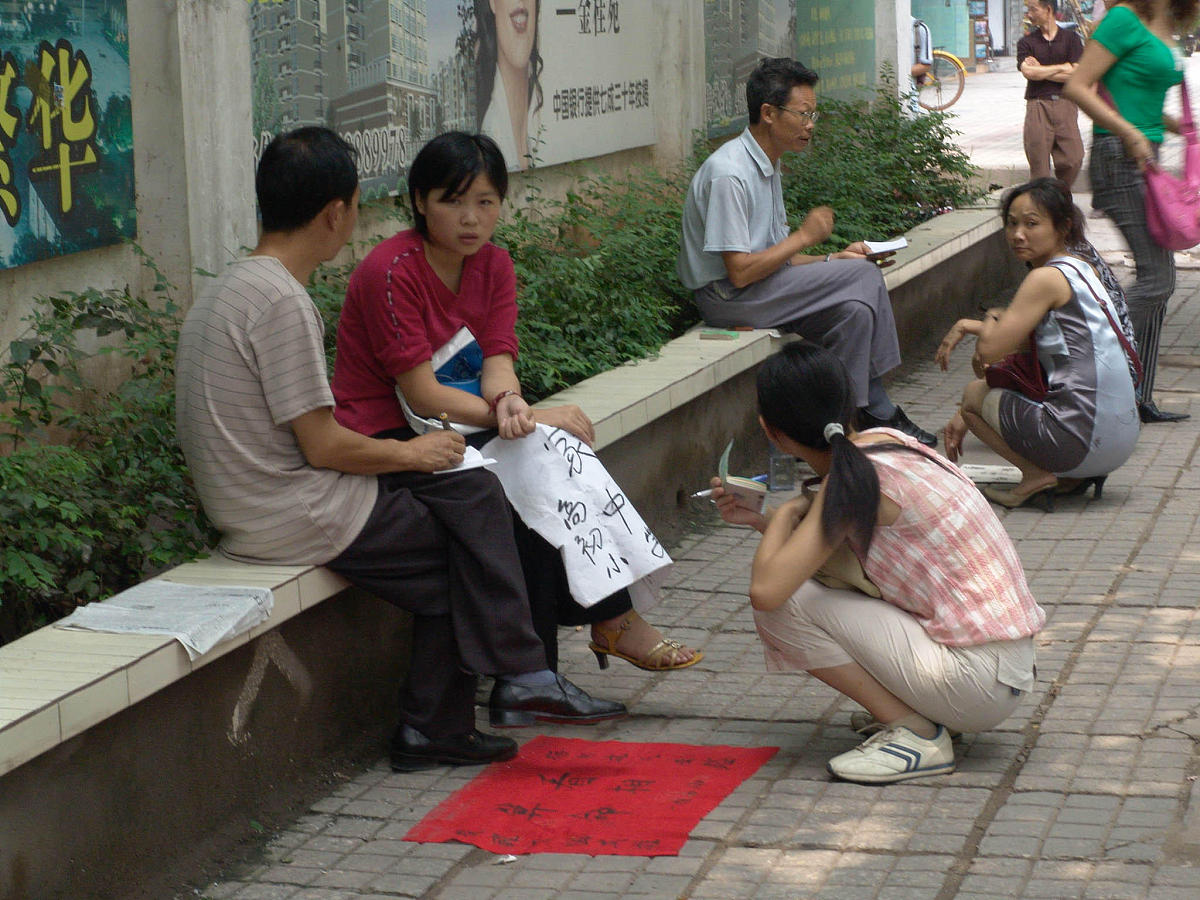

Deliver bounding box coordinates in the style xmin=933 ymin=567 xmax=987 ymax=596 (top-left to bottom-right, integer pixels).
xmin=1144 ymin=79 xmax=1200 ymax=251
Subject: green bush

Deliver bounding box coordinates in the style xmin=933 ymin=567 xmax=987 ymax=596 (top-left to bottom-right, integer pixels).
xmin=782 ymin=82 xmax=985 ymax=251
xmin=0 ymin=250 xmax=215 ymax=645
xmin=498 ymin=168 xmax=696 ymax=400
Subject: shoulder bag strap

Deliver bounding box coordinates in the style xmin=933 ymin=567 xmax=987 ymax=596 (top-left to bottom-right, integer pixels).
xmin=1050 ymin=258 xmax=1145 ymax=383
xmin=1182 ymin=77 xmax=1195 ymax=135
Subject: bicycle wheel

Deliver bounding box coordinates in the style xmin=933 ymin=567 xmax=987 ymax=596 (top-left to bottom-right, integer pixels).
xmin=917 ymin=50 xmax=966 ymax=111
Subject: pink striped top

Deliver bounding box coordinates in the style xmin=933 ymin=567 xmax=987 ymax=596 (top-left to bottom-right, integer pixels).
xmin=849 ymin=429 xmax=1046 ymax=646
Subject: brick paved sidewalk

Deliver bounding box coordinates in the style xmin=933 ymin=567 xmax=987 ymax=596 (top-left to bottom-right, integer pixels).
xmin=195 ymin=267 xmax=1200 ymax=899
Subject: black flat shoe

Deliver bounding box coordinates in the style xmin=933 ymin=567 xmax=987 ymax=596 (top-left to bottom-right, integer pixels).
xmin=1139 ymin=401 xmax=1190 ymax=423
xmin=389 ymin=724 xmax=517 ymax=772
xmin=857 ymin=405 xmax=937 ymax=447
xmin=489 ymin=673 xmax=628 ymax=727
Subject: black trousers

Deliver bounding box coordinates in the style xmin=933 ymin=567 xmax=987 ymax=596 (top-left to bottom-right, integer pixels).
xmin=378 ymin=427 xmax=634 ymax=671
xmin=327 ymin=468 xmax=546 ymax=737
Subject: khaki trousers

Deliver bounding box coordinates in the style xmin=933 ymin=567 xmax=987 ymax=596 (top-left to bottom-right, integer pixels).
xmin=1024 ymin=96 xmax=1084 ymax=188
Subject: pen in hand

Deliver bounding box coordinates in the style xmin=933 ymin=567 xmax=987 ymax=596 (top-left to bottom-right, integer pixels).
xmin=439 ymin=412 xmax=452 ymax=431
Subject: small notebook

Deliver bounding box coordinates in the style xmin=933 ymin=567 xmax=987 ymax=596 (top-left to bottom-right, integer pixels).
xmin=864 ymin=237 xmax=908 ymax=258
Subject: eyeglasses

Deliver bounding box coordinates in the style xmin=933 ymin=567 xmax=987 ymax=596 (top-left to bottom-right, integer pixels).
xmin=774 ymin=105 xmax=819 ymax=123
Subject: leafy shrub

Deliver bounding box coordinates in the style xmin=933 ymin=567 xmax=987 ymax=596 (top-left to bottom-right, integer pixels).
xmin=782 ymin=81 xmax=985 ymax=251
xmin=0 ymin=250 xmax=215 ymax=645
xmin=498 ymin=168 xmax=696 ymax=400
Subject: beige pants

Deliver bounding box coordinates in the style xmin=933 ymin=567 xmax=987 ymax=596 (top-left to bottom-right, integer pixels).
xmin=753 ymin=581 xmax=1034 ymax=734
xmin=1024 ymin=96 xmax=1084 ymax=189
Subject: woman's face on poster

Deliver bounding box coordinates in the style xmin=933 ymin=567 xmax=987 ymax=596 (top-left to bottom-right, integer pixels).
xmin=490 ymin=0 xmax=537 ymax=72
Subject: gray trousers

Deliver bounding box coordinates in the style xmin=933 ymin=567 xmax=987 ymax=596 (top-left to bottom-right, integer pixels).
xmin=693 ymin=258 xmax=902 ymax=407
xmin=1090 ymin=133 xmax=1175 ymax=400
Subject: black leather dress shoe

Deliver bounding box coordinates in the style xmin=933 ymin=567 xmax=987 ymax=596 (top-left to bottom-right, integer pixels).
xmin=857 ymin=405 xmax=937 ymax=447
xmin=390 ymin=723 xmax=517 ymax=772
xmin=489 ymin=674 xmax=628 ymax=727
xmin=1138 ymin=400 xmax=1190 ymax=423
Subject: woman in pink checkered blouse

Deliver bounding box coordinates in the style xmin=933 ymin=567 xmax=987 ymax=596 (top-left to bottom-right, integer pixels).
xmin=709 ymin=342 xmax=1045 ymax=785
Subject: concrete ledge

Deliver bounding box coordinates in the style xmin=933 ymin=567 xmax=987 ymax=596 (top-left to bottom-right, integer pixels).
xmin=0 ymin=560 xmax=348 ymax=780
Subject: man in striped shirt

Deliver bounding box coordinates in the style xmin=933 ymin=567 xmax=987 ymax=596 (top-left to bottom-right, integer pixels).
xmin=176 ymin=127 xmax=624 ymax=773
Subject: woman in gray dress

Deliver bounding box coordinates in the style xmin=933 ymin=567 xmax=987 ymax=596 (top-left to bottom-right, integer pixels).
xmin=938 ymin=178 xmax=1141 ymax=509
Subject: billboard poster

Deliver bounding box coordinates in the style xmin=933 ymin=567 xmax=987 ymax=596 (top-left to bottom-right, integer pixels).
xmin=250 ymin=1 xmax=657 ymax=200
xmin=0 ymin=1 xmax=134 ymax=272
xmin=706 ymin=0 xmax=877 ymax=138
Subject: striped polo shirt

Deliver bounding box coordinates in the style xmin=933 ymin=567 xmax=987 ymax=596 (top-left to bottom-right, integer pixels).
xmin=175 ymin=256 xmax=376 ymax=564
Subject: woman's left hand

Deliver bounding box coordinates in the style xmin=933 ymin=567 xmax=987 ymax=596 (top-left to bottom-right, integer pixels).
xmin=936 ymin=320 xmax=970 ymax=370
xmin=496 ymin=394 xmax=537 ymax=440
xmin=1120 ymin=127 xmax=1154 ymax=171
xmin=533 ymin=404 xmax=595 ymax=446
xmin=775 ymin=494 xmax=812 ymax=531
xmin=944 ymin=410 xmax=968 ymax=462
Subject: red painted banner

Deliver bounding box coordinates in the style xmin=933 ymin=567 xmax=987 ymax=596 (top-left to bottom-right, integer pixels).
xmin=405 ymin=736 xmax=778 ymax=857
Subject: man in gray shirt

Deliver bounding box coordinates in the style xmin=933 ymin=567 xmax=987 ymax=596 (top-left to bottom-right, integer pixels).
xmin=678 ymin=58 xmax=935 ymax=446
xmin=176 ymin=127 xmax=623 ymax=773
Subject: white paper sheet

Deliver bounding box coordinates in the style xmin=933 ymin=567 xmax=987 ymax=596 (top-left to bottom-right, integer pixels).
xmin=435 ymin=445 xmax=495 ymax=474
xmin=56 ymin=581 xmax=274 ymax=660
xmin=958 ymin=463 xmax=1022 ymax=485
xmin=482 ymin=425 xmax=672 ymax=607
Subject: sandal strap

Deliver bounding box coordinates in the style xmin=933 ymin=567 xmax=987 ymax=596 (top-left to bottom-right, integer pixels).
xmin=641 ymin=638 xmax=686 ymax=668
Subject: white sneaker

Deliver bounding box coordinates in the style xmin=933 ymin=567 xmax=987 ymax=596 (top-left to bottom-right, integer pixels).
xmin=827 ymin=725 xmax=956 ymax=784
xmin=849 ymin=710 xmax=961 ymax=741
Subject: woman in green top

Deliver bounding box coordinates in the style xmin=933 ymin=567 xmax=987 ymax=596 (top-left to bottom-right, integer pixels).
xmin=1064 ymin=0 xmax=1198 ymax=423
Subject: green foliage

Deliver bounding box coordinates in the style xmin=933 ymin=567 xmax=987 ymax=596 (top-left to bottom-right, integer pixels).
xmin=0 ymin=248 xmax=215 ymax=646
xmin=780 ymin=81 xmax=985 ymax=251
xmin=497 ymin=168 xmax=696 ymax=400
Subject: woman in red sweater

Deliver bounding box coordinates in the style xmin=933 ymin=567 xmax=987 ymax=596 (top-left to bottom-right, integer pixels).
xmin=332 ymin=131 xmax=699 ymax=676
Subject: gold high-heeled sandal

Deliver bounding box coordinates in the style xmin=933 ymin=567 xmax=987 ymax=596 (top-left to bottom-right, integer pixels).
xmin=588 ymin=611 xmax=703 ymax=672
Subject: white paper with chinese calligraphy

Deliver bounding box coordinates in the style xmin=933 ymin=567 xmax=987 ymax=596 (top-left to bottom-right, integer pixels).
xmin=481 ymin=425 xmax=671 ymax=608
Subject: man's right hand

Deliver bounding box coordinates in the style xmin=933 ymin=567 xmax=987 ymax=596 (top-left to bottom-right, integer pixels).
xmin=798 ymin=206 xmax=835 ymax=245
xmin=404 ymin=430 xmax=466 ymax=472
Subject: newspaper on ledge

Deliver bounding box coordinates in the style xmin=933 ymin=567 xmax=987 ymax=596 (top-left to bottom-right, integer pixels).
xmin=56 ymin=580 xmax=274 ymax=660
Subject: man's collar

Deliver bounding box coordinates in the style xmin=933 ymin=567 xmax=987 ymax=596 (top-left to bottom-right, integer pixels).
xmin=740 ymin=128 xmax=778 ymax=177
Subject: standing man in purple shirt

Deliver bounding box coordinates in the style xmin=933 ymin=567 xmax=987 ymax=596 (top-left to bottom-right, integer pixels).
xmin=1019 ymin=0 xmax=1085 ymax=187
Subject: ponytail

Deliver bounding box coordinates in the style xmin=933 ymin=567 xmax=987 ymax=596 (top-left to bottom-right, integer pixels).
xmin=757 ymin=343 xmax=882 ymax=550
xmin=822 ymin=427 xmax=881 ymax=550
